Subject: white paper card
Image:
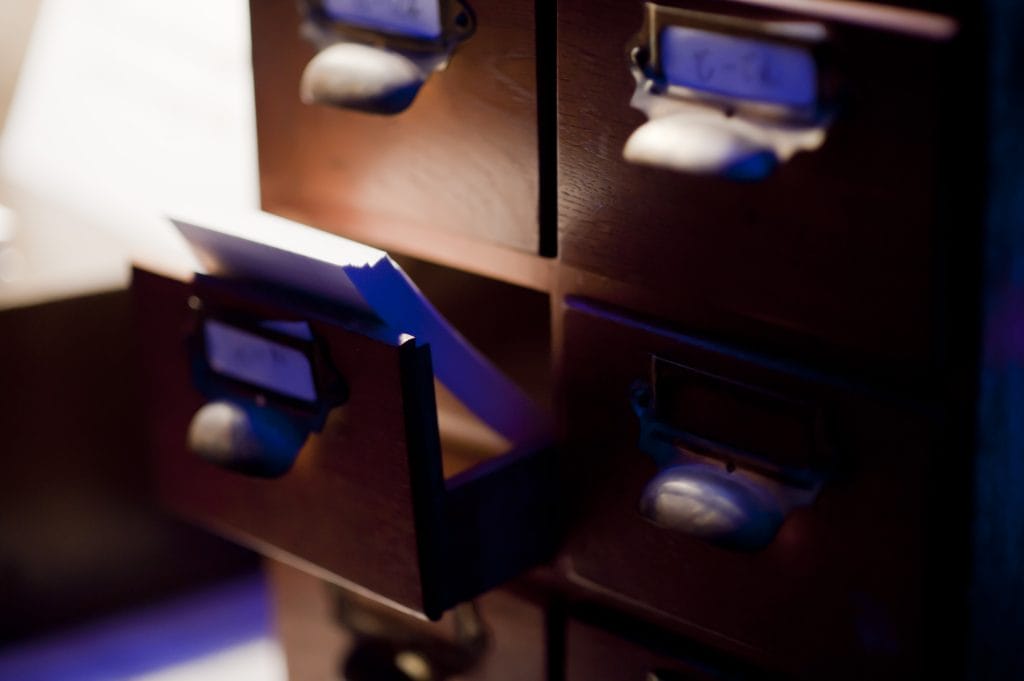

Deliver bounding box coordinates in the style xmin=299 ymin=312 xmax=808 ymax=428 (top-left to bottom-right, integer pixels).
xmin=173 ymin=211 xmax=551 ymax=446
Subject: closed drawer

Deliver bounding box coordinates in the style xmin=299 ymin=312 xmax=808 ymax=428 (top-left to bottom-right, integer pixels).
xmin=251 ymin=0 xmax=543 ymax=257
xmin=559 ymin=297 xmax=938 ymax=679
xmin=566 ymin=617 xmax=765 ymax=681
xmin=557 ymin=0 xmax=965 ymax=380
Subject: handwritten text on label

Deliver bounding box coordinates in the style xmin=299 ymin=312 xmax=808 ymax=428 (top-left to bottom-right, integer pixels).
xmin=660 ymin=26 xmax=817 ymax=108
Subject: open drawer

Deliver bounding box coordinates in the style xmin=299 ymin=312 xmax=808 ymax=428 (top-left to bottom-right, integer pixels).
xmin=131 ymin=216 xmax=557 ymax=620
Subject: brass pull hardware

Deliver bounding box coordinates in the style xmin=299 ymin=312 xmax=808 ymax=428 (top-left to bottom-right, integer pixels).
xmin=299 ymin=0 xmax=476 ymax=114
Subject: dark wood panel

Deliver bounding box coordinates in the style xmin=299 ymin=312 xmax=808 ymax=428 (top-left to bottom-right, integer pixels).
xmin=559 ymin=298 xmax=936 ymax=679
xmin=566 ymin=618 xmax=751 ymax=681
xmin=251 ymin=0 xmax=541 ymax=256
xmin=267 ymin=559 xmax=546 ymax=681
xmin=557 ymin=0 xmax=954 ymax=382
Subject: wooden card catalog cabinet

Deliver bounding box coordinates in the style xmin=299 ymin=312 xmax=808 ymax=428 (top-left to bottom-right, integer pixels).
xmin=124 ymin=0 xmax=1022 ymax=678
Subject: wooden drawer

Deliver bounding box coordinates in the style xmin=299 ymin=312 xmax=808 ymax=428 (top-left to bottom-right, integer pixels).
xmin=557 ymin=0 xmax=964 ymax=381
xmin=131 ymin=268 xmax=557 ymax=620
xmin=251 ymin=0 xmax=543 ymax=258
xmin=566 ymin=617 xmax=767 ymax=681
xmin=268 ymin=560 xmax=546 ymax=681
xmin=559 ymin=297 xmax=939 ymax=678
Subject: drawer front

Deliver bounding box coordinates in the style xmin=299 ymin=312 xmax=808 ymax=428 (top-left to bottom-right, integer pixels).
xmin=566 ymin=618 xmax=763 ymax=681
xmin=133 ymin=269 xmax=436 ymax=615
xmin=560 ymin=297 xmax=934 ymax=678
xmin=251 ymin=0 xmax=540 ymax=254
xmin=557 ymin=0 xmax=959 ymax=378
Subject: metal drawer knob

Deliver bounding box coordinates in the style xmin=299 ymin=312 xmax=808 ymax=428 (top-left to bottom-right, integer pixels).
xmin=639 ymin=463 xmax=786 ymax=551
xmin=298 ymin=0 xmax=476 ymax=115
xmin=187 ymin=400 xmax=308 ymax=478
xmin=623 ymin=115 xmax=781 ymax=180
xmin=301 ymin=43 xmax=428 ymax=115
xmin=632 ymin=370 xmax=822 ymax=552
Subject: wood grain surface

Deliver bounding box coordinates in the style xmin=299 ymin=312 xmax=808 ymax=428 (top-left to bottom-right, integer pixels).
xmin=251 ymin=0 xmax=542 ymax=260
xmin=557 ymin=0 xmax=952 ymax=386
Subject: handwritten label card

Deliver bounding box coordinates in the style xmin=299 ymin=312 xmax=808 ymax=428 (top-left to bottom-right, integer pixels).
xmin=322 ymin=0 xmax=443 ymax=40
xmin=205 ymin=320 xmax=318 ymax=403
xmin=660 ymin=26 xmax=817 ymax=108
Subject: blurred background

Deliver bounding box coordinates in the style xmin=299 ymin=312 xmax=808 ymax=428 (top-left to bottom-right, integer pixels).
xmin=0 ymin=1 xmax=287 ymax=678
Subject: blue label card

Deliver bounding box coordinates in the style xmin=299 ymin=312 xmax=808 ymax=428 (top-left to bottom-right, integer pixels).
xmin=322 ymin=0 xmax=443 ymax=40
xmin=660 ymin=26 xmax=817 ymax=108
xmin=205 ymin=320 xmax=318 ymax=403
